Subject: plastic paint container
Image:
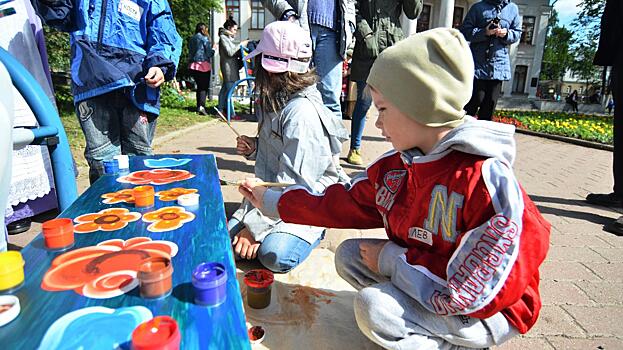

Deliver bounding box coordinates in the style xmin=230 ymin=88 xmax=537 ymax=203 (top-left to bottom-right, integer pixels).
xmin=137 ymin=257 xmax=173 ymax=299
xmin=133 ymin=186 xmax=155 ymax=208
xmin=131 ymin=316 xmax=181 ymax=350
xmin=243 ymin=269 xmax=274 ymax=309
xmin=0 ymin=295 xmax=20 ymax=327
xmin=103 ymin=159 xmax=119 ymax=174
xmin=41 ymin=218 xmax=75 ymax=250
xmin=192 ymin=262 xmax=227 ymax=306
xmin=177 ymin=193 xmax=199 ymax=207
xmin=0 ymin=252 xmax=25 ymax=292
xmin=248 ymin=325 xmax=265 ymax=345
xmin=114 ymin=155 xmax=130 ymax=170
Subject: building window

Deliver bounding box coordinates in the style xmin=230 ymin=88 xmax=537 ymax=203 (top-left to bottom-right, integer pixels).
xmin=512 ymin=65 xmax=528 ymax=93
xmin=521 ymin=16 xmax=535 ymax=44
xmin=417 ymin=5 xmax=431 ymax=32
xmin=452 ymin=7 xmax=464 ymax=28
xmin=566 ymin=86 xmax=571 ymax=94
xmin=226 ymin=0 xmax=240 ymax=25
xmin=250 ymin=0 xmax=265 ymax=29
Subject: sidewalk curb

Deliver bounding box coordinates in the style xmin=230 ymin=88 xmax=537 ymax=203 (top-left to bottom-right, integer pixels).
xmin=153 ymin=119 xmax=219 ymax=146
xmin=515 ymin=128 xmax=613 ymax=152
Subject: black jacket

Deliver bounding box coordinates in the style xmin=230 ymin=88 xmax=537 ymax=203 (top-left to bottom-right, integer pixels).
xmin=594 ymin=0 xmax=622 ymax=66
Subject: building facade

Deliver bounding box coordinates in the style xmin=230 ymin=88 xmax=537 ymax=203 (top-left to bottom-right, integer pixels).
xmin=212 ymin=0 xmax=551 ymax=98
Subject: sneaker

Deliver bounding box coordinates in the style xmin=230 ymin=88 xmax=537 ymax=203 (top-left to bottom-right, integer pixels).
xmin=196 ymin=106 xmax=208 ymax=115
xmin=604 ymin=216 xmax=623 ymax=236
xmin=586 ymin=192 xmax=623 ymax=208
xmin=346 ymin=149 xmax=363 ymax=165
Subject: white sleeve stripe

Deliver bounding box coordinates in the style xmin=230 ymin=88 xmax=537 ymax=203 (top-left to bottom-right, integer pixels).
xmin=401 ymin=255 xmax=448 ymax=287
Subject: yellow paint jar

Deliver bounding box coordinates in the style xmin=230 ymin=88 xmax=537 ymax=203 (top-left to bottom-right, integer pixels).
xmin=0 ymin=251 xmax=25 ymax=292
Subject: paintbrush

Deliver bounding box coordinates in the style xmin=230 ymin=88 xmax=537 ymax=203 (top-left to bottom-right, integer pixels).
xmin=213 ymin=107 xmax=252 ymax=150
xmin=219 ymin=179 xmax=293 ymax=188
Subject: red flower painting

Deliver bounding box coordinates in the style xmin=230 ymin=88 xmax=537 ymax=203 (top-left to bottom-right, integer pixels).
xmin=117 ymin=169 xmax=195 ymax=186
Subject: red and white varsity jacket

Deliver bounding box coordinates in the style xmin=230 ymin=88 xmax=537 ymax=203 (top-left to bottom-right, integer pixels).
xmin=262 ymin=120 xmax=551 ymax=334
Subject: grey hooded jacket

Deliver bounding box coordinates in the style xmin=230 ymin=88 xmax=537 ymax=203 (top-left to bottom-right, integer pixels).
xmin=232 ymin=85 xmax=349 ymax=243
xmin=218 ymin=27 xmax=241 ymax=82
xmin=261 ymin=0 xmax=356 ymax=59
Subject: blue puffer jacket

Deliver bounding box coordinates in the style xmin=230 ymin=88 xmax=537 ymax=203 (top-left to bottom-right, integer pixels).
xmin=459 ymin=0 xmax=521 ymax=81
xmin=33 ymin=0 xmax=182 ymax=115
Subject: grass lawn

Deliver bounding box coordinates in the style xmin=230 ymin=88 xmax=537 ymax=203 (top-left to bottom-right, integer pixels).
xmin=493 ymin=110 xmax=613 ymax=145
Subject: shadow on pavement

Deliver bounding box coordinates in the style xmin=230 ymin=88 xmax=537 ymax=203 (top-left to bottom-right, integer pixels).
xmin=197 ymin=146 xmax=240 ymax=156
xmin=536 ymin=205 xmax=613 ymax=226
xmin=214 ymin=157 xmax=255 ymax=174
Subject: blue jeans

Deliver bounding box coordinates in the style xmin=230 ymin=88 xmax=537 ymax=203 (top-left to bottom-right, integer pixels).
xmin=228 ymin=218 xmax=323 ymax=273
xmin=310 ymin=24 xmax=343 ymax=119
xmin=76 ymin=90 xmax=157 ymax=184
xmin=218 ymin=81 xmax=235 ymax=115
xmin=350 ymin=81 xmax=373 ymax=150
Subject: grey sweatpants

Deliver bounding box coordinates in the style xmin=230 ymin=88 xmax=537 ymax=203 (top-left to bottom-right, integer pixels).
xmin=335 ymin=239 xmax=519 ymax=350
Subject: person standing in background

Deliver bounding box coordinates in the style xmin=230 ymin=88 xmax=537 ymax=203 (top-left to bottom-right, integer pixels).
xmin=345 ymin=0 xmax=422 ymax=165
xmin=33 ymin=0 xmax=182 ymax=184
xmin=217 ymin=17 xmax=248 ymax=115
xmin=261 ymin=0 xmax=356 ymax=121
xmin=188 ymin=23 xmax=215 ymax=115
xmin=586 ymin=0 xmax=623 ymax=234
xmin=459 ymin=0 xmax=521 ymax=121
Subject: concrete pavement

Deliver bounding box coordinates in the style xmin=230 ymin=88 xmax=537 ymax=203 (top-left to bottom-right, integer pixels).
xmin=8 ymin=111 xmax=622 ymax=349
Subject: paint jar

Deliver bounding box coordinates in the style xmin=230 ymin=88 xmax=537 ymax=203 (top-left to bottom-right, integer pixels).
xmin=177 ymin=193 xmax=199 ymax=207
xmin=114 ymin=154 xmax=130 ymax=171
xmin=41 ymin=218 xmax=75 ymax=250
xmin=137 ymin=257 xmax=173 ymax=299
xmin=133 ymin=186 xmax=155 ymax=208
xmin=248 ymin=325 xmax=265 ymax=345
xmin=0 ymin=251 xmax=25 ymax=292
xmin=0 ymin=295 xmax=20 ymax=327
xmin=103 ymin=159 xmax=119 ymax=174
xmin=131 ymin=315 xmax=181 ymax=350
xmin=192 ymin=262 xmax=227 ymax=306
xmin=243 ymin=269 xmax=274 ymax=309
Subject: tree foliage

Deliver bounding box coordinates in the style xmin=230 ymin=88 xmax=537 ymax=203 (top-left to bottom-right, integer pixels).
xmin=540 ymin=10 xmax=573 ymax=84
xmin=569 ymin=0 xmax=606 ymax=90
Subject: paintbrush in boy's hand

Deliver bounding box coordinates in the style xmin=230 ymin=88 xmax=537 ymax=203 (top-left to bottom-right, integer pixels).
xmin=219 ymin=179 xmax=293 ymax=188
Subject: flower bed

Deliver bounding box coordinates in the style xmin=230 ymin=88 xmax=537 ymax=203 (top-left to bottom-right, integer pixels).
xmin=493 ymin=110 xmax=613 ymax=145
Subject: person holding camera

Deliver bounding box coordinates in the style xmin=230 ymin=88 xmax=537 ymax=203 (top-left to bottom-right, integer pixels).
xmin=459 ymin=0 xmax=521 ymax=121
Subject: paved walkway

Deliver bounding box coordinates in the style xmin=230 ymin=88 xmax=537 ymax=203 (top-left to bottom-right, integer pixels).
xmin=152 ymin=113 xmax=623 ymax=349
xmin=9 ymin=112 xmax=622 ymax=349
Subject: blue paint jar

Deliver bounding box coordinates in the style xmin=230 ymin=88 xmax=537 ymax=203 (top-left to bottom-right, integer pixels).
xmin=103 ymin=159 xmax=119 ymax=174
xmin=192 ymin=262 xmax=227 ymax=306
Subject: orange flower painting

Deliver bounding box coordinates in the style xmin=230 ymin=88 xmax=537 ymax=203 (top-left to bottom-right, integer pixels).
xmin=101 ymin=189 xmax=135 ymax=204
xmin=116 ymin=169 xmax=195 ymax=185
xmin=74 ymin=208 xmax=141 ymax=233
xmin=142 ymin=206 xmax=195 ymax=232
xmin=41 ymin=237 xmax=178 ymax=299
xmin=155 ymin=188 xmax=198 ymax=201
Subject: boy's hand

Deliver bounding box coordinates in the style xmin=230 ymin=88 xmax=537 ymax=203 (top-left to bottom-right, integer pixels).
xmin=239 ymin=178 xmax=268 ymax=210
xmin=236 ymin=135 xmax=256 ymax=156
xmin=359 ymin=240 xmax=388 ymax=274
xmin=495 ymin=28 xmax=508 ymax=38
xmin=145 ymin=67 xmax=165 ymax=88
xmin=232 ymin=227 xmax=260 ymax=259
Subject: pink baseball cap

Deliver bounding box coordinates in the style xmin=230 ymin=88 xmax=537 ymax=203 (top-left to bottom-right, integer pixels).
xmin=246 ymin=21 xmax=313 ymax=73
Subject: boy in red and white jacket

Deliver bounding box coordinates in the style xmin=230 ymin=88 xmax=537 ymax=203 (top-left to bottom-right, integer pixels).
xmin=240 ymin=28 xmax=550 ymax=350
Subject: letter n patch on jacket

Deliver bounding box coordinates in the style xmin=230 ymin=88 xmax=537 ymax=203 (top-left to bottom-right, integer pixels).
xmin=423 ymin=185 xmax=464 ymax=242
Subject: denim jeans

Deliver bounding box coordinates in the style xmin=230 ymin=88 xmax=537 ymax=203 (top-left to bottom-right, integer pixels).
xmin=228 ymin=218 xmax=323 ymax=273
xmin=350 ymin=81 xmax=373 ymax=150
xmin=310 ymin=24 xmax=343 ymax=120
xmin=218 ymin=81 xmax=236 ymax=115
xmin=76 ymin=90 xmax=157 ymax=184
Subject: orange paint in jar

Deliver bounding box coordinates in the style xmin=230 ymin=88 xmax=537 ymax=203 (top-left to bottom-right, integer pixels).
xmin=42 ymin=218 xmax=75 ymax=250
xmin=133 ymin=186 xmax=155 ymax=207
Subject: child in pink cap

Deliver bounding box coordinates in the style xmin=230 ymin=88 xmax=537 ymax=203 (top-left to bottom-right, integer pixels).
xmin=227 ymin=21 xmax=349 ymax=273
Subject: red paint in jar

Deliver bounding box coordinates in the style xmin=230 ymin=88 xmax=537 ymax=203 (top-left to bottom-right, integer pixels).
xmin=131 ymin=315 xmax=181 ymax=350
xmin=42 ymin=218 xmax=75 ymax=250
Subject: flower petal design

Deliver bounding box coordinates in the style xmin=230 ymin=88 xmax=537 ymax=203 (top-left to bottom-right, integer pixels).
xmin=41 ymin=237 xmax=178 ymax=299
xmin=73 ymin=208 xmax=142 ymax=234
xmin=142 ymin=206 xmax=196 ymax=233
xmin=117 ymin=169 xmax=195 ymax=185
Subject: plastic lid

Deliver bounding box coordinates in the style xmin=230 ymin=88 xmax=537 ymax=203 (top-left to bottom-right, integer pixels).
xmin=243 ymin=269 xmax=274 ymax=289
xmin=0 ymin=252 xmax=24 ymax=275
xmin=0 ymin=295 xmax=20 ymax=327
xmin=114 ymin=155 xmax=130 ymax=169
xmin=133 ymin=186 xmax=155 ymax=196
xmin=192 ymin=262 xmax=227 ymax=289
xmin=42 ymin=218 xmax=74 ymax=236
xmin=138 ymin=257 xmax=173 ymax=283
xmin=177 ymin=194 xmax=199 ymax=207
xmin=132 ymin=316 xmax=181 ymax=350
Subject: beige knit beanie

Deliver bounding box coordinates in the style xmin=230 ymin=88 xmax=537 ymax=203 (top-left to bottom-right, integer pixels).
xmin=367 ymin=28 xmax=474 ymax=128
